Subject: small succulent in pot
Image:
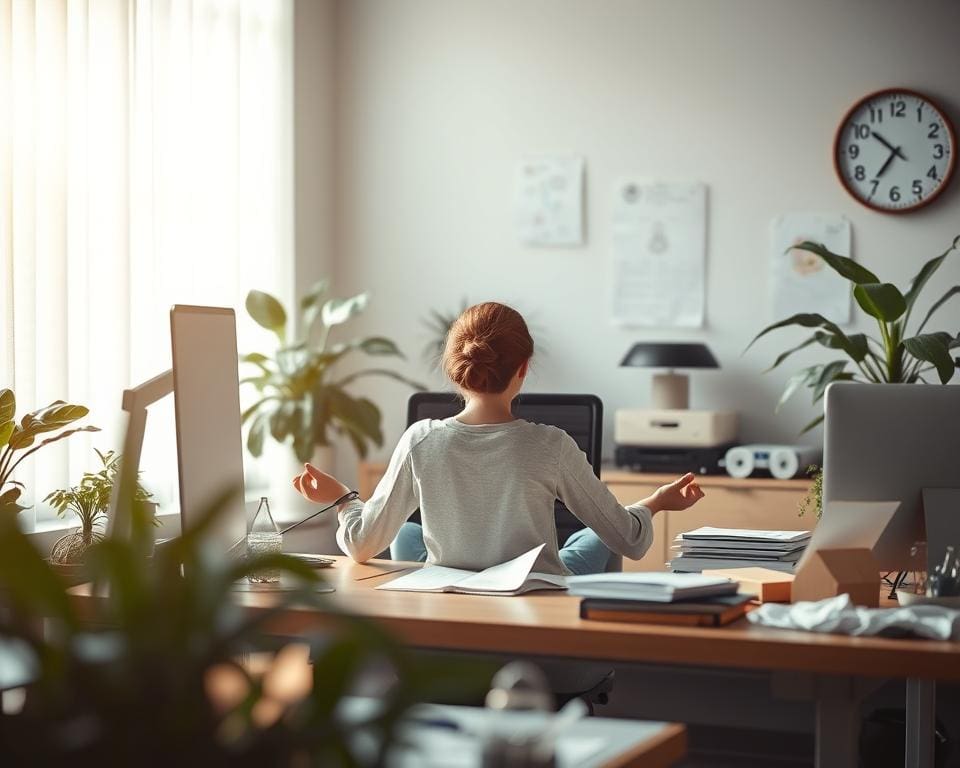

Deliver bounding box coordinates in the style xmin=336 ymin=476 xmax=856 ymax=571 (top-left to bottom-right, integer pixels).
xmin=44 ymin=449 xmax=153 ymax=566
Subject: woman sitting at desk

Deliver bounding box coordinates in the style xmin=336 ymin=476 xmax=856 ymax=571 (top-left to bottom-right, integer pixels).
xmin=294 ymin=302 xmax=704 ymax=575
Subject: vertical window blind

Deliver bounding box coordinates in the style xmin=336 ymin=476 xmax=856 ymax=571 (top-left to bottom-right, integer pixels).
xmin=1 ymin=0 xmax=294 ymax=526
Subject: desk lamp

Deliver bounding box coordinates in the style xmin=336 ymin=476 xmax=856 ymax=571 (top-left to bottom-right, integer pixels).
xmin=619 ymin=342 xmax=719 ymax=410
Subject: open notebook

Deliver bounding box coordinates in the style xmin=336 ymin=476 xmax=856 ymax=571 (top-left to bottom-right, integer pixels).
xmin=376 ymin=544 xmax=567 ymax=596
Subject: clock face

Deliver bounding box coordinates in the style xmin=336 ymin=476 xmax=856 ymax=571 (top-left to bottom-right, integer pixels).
xmin=834 ymin=89 xmax=956 ymax=213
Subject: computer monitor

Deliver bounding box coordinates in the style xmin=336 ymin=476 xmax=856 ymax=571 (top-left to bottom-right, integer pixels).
xmin=170 ymin=305 xmax=247 ymax=554
xmin=818 ymin=382 xmax=960 ymax=570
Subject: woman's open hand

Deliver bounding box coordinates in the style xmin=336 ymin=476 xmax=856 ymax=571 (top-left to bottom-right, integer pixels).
xmin=648 ymin=473 xmax=705 ymax=514
xmin=293 ymin=463 xmax=350 ymax=505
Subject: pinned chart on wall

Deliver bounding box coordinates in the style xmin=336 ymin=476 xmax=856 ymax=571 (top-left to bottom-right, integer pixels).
xmin=770 ymin=213 xmax=852 ymax=325
xmin=610 ymin=180 xmax=706 ymax=328
xmin=513 ymin=154 xmax=584 ymax=246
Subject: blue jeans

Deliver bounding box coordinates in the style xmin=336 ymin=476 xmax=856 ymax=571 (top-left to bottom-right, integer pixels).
xmin=390 ymin=522 xmax=611 ymax=576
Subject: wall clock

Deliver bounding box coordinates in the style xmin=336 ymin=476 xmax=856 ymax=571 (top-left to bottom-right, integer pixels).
xmin=834 ymin=88 xmax=955 ymax=213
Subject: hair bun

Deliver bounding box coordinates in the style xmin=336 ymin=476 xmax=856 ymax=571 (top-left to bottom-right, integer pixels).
xmin=461 ymin=338 xmax=496 ymax=364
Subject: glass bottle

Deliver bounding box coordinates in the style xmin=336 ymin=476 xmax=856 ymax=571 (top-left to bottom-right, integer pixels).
xmin=926 ymin=545 xmax=960 ymax=598
xmin=247 ymin=496 xmax=282 ymax=583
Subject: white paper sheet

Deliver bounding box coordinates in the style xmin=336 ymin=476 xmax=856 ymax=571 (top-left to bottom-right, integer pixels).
xmin=514 ymin=155 xmax=584 ymax=246
xmin=770 ymin=213 xmax=852 ymax=324
xmin=610 ymin=180 xmax=706 ymax=328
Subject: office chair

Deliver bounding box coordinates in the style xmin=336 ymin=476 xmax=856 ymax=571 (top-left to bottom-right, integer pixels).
xmin=405 ymin=391 xmax=620 ymax=572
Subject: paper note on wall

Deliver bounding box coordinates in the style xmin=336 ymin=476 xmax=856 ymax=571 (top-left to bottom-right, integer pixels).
xmin=770 ymin=213 xmax=852 ymax=325
xmin=610 ymin=181 xmax=706 ymax=328
xmin=514 ymin=155 xmax=584 ymax=246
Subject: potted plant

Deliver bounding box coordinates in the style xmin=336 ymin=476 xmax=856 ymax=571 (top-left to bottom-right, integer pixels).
xmin=0 ymin=389 xmax=99 ymax=518
xmin=241 ymin=281 xmax=424 ymax=464
xmin=44 ymin=449 xmax=154 ymax=567
xmin=747 ymin=236 xmax=960 ymax=432
xmin=0 ymin=484 xmax=492 ymax=765
xmin=747 ymin=236 xmax=960 ymax=516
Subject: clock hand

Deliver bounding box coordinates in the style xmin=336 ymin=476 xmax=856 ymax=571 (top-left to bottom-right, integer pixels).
xmin=875 ymin=150 xmax=897 ymax=178
xmin=871 ymin=131 xmax=908 ymax=161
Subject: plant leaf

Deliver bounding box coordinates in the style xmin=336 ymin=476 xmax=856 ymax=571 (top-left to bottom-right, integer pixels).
xmin=776 ymin=365 xmax=820 ymax=412
xmin=300 ymin=279 xmax=329 ymax=311
xmin=853 ymin=283 xmax=907 ymax=322
xmin=747 ymin=313 xmax=868 ymax=365
xmin=359 ymin=336 xmax=404 ymax=358
xmin=799 ymin=413 xmax=825 ymax=435
xmin=903 ymin=333 xmax=956 ymax=384
xmin=245 ymin=290 xmax=287 ymax=342
xmin=0 ymin=420 xmax=13 ymax=448
xmin=788 ymin=241 xmax=879 ymax=284
xmin=813 ymin=364 xmax=854 ymax=403
xmin=321 ymin=293 xmax=369 ymax=328
xmin=0 ymin=388 xmax=14 ymax=425
xmin=246 ymin=412 xmax=269 ymax=458
xmin=902 ymin=235 xmax=960 ymax=326
xmin=915 ymin=285 xmax=960 ymax=335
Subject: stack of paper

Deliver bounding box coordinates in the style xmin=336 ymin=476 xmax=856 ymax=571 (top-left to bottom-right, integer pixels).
xmin=567 ymin=572 xmax=738 ymax=603
xmin=669 ymin=527 xmax=811 ymax=574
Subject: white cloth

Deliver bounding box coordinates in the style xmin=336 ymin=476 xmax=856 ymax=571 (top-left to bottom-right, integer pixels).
xmin=748 ymin=594 xmax=960 ymax=641
xmin=336 ymin=418 xmax=654 ymax=575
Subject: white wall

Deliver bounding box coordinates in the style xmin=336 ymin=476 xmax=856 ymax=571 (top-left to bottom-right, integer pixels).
xmin=294 ymin=0 xmax=337 ymax=294
xmin=320 ymin=0 xmax=960 ymax=483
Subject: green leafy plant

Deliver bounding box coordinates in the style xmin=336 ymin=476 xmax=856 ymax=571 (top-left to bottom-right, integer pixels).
xmin=0 ymin=486 xmax=492 ymax=765
xmin=241 ymin=282 xmax=424 ymax=462
xmin=798 ymin=464 xmax=824 ymax=519
xmin=0 ymin=389 xmax=99 ymax=517
xmin=43 ymin=449 xmax=154 ymax=565
xmin=422 ymin=298 xmax=470 ymax=366
xmin=747 ymin=236 xmax=960 ymax=433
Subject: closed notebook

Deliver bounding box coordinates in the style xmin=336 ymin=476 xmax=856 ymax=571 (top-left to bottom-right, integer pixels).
xmin=580 ymin=593 xmax=753 ymax=627
xmin=567 ymin=572 xmax=738 ymax=602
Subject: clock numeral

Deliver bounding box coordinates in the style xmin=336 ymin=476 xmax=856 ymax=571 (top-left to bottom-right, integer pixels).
xmin=933 ymin=144 xmax=945 ymax=159
xmin=852 ymin=123 xmax=870 ymax=140
xmin=912 ymin=180 xmax=923 ymax=196
xmin=869 ymin=107 xmax=884 ymax=124
xmin=854 ymin=165 xmax=866 ymax=181
xmin=847 ymin=145 xmax=860 ymax=159
xmin=889 ymin=100 xmax=906 ymax=118
xmin=927 ymin=165 xmax=939 ymax=181
xmin=928 ymin=123 xmax=941 ymax=139
xmin=889 ymin=186 xmax=901 ymax=202
xmin=917 ymin=105 xmax=924 ymax=122
xmin=869 ymin=179 xmax=879 ymax=199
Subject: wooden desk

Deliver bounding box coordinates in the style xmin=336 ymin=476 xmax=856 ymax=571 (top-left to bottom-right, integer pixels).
xmin=71 ymin=560 xmax=957 ymax=768
xmin=404 ymin=703 xmax=685 ymax=768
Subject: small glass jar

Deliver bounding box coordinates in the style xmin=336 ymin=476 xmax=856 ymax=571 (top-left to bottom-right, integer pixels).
xmin=247 ymin=497 xmax=282 ymax=583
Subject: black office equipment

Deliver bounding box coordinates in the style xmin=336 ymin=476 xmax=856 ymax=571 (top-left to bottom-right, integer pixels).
xmin=405 ymin=392 xmax=616 ymax=570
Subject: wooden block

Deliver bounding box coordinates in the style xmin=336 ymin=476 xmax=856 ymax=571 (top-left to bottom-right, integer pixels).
xmin=702 ymin=567 xmax=795 ymax=603
xmin=792 ymin=547 xmax=880 ymax=608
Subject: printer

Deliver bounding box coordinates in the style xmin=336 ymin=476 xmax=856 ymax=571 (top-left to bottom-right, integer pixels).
xmin=614 ymin=408 xmax=738 ymax=474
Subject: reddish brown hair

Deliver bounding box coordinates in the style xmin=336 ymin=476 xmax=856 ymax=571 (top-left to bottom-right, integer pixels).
xmin=442 ymin=302 xmax=534 ymax=394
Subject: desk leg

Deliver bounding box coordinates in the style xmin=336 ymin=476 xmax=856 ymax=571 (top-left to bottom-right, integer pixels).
xmin=772 ymin=673 xmax=873 ymax=768
xmin=814 ymin=677 xmax=860 ymax=768
xmin=905 ymin=679 xmax=935 ymax=768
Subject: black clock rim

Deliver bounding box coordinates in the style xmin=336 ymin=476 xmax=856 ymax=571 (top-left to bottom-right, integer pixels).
xmin=832 ymin=87 xmax=957 ymax=214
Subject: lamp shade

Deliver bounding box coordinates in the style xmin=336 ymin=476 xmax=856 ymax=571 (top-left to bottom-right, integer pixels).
xmin=619 ymin=342 xmax=719 ymax=370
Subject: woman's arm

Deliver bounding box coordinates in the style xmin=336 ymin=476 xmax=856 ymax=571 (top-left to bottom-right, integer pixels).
xmin=293 ymin=429 xmax=423 ymax=563
xmin=555 ymin=435 xmax=704 ymax=560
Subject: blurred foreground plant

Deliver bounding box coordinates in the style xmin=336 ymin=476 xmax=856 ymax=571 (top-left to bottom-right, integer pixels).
xmin=0 ymin=487 xmax=491 ymax=766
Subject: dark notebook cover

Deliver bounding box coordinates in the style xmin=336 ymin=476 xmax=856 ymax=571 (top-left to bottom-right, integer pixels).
xmin=580 ymin=593 xmax=753 ymax=626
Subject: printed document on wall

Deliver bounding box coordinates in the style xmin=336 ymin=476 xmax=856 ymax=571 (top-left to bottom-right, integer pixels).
xmin=514 ymin=155 xmax=584 ymax=246
xmin=611 ymin=181 xmax=706 ymax=328
xmin=770 ymin=213 xmax=852 ymax=325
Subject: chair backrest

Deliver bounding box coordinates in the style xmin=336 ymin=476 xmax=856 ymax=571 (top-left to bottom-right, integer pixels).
xmin=406 ymin=392 xmax=619 ymax=571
